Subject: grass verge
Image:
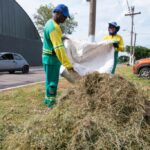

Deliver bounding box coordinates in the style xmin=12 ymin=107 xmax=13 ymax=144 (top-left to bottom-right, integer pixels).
xmin=0 ymin=65 xmax=149 ymax=149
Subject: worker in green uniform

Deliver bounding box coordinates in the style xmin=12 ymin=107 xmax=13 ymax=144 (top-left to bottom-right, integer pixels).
xmin=42 ymin=4 xmax=73 ymax=108
xmin=103 ymin=22 xmax=124 ymax=74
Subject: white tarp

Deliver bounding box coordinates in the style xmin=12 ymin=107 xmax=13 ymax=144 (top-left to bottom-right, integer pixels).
xmin=61 ymin=39 xmax=115 ymax=76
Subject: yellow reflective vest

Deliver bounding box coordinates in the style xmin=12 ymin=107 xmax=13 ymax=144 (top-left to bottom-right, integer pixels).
xmin=102 ymin=34 xmax=124 ymax=51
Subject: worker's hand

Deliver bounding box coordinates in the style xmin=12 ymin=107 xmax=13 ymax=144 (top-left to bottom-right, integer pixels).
xmin=113 ymin=41 xmax=119 ymax=48
xmin=68 ymin=67 xmax=76 ymax=73
xmin=68 ymin=67 xmax=79 ymax=75
xmin=68 ymin=68 xmax=80 ymax=81
xmin=62 ymin=35 xmax=69 ymax=41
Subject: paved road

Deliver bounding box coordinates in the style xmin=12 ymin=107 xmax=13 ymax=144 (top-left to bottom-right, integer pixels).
xmin=0 ymin=67 xmax=45 ymax=90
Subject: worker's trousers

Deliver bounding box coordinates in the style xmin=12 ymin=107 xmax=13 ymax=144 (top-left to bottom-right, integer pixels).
xmin=111 ymin=51 xmax=118 ymax=74
xmin=43 ymin=64 xmax=61 ymax=101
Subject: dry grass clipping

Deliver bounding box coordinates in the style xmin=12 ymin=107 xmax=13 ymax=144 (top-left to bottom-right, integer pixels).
xmin=2 ymin=73 xmax=150 ymax=150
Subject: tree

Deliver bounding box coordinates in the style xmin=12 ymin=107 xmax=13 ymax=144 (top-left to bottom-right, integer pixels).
xmin=34 ymin=4 xmax=78 ymax=36
xmin=126 ymin=45 xmax=150 ymax=60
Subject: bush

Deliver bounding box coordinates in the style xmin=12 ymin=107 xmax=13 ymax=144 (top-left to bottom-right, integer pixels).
xmin=126 ymin=45 xmax=150 ymax=60
xmin=118 ymin=56 xmax=129 ymax=63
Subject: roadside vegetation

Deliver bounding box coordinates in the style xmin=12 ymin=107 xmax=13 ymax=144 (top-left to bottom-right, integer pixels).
xmin=117 ymin=65 xmax=150 ymax=97
xmin=0 ymin=65 xmax=149 ymax=149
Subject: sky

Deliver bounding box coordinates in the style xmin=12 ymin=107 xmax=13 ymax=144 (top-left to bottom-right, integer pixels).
xmin=16 ymin=0 xmax=150 ymax=48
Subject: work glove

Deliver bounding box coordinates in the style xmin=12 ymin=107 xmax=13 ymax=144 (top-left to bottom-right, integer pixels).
xmin=113 ymin=41 xmax=119 ymax=48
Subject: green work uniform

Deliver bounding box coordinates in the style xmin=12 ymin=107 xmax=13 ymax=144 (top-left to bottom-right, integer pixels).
xmin=42 ymin=19 xmax=73 ymax=106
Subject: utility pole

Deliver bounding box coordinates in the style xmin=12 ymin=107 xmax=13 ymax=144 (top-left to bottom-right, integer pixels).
xmin=133 ymin=33 xmax=137 ymax=61
xmin=125 ymin=6 xmax=141 ymax=65
xmin=87 ymin=0 xmax=96 ymax=42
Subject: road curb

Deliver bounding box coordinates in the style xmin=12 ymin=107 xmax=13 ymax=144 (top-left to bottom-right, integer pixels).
xmin=0 ymin=81 xmax=45 ymax=93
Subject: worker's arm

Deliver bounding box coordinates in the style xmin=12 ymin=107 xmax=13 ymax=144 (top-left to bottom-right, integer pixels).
xmin=50 ymin=30 xmax=73 ymax=69
xmin=118 ymin=36 xmax=124 ymax=51
xmin=102 ymin=35 xmax=108 ymax=41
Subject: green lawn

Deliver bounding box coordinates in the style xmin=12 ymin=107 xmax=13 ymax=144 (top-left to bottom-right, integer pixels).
xmin=116 ymin=65 xmax=150 ymax=96
xmin=0 ymin=84 xmax=45 ymax=149
xmin=0 ymin=65 xmax=149 ymax=149
xmin=117 ymin=65 xmax=150 ymax=86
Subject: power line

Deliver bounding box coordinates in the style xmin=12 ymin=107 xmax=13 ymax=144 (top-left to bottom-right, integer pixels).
xmin=125 ymin=0 xmax=130 ymax=12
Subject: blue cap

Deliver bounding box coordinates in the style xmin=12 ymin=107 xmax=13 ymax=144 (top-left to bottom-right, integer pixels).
xmin=53 ymin=4 xmax=70 ymax=18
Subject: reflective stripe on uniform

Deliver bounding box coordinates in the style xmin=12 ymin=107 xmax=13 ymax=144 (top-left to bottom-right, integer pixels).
xmin=43 ymin=49 xmax=55 ymax=55
xmin=54 ymin=45 xmax=64 ymax=50
xmin=45 ymin=96 xmax=56 ymax=100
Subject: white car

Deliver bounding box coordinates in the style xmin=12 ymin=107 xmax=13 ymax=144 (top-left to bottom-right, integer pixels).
xmin=0 ymin=52 xmax=29 ymax=74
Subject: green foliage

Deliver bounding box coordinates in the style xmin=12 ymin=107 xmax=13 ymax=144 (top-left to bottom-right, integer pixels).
xmin=60 ymin=15 xmax=78 ymax=35
xmin=34 ymin=4 xmax=78 ymax=35
xmin=126 ymin=45 xmax=150 ymax=60
xmin=118 ymin=56 xmax=129 ymax=64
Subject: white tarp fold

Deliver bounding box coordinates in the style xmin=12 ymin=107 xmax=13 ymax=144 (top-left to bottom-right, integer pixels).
xmin=61 ymin=39 xmax=115 ymax=76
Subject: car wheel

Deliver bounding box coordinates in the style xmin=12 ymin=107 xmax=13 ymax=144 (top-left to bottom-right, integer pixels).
xmin=9 ymin=70 xmax=15 ymax=74
xmin=22 ymin=65 xmax=29 ymax=74
xmin=139 ymin=67 xmax=150 ymax=78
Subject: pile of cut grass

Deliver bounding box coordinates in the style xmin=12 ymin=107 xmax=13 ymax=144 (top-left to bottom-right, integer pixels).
xmin=2 ymin=73 xmax=150 ymax=150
